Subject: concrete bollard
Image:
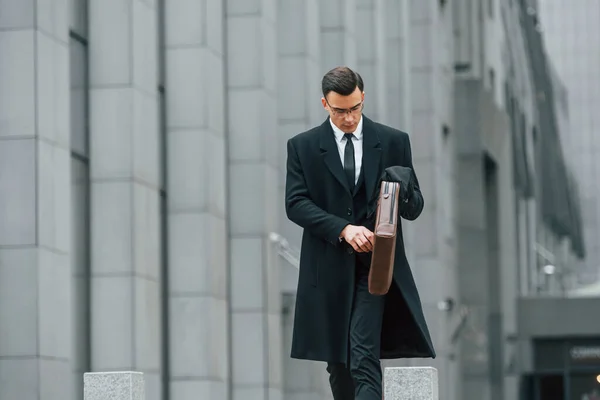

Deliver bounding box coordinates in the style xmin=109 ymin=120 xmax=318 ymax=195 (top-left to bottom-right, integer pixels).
xmin=84 ymin=371 xmax=145 ymax=400
xmin=384 ymin=367 xmax=439 ymax=400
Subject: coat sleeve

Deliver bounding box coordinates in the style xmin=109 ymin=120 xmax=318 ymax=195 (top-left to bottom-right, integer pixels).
xmin=382 ymin=135 xmax=424 ymax=221
xmin=285 ymin=138 xmax=350 ymax=245
xmin=398 ymin=134 xmax=424 ymax=220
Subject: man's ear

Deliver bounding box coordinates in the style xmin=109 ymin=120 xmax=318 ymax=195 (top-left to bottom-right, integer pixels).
xmin=321 ymin=97 xmax=327 ymax=109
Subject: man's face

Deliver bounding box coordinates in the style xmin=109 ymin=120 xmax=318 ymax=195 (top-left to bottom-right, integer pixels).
xmin=321 ymin=87 xmax=364 ymax=133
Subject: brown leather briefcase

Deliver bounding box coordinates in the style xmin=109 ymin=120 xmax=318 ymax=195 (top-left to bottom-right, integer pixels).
xmin=368 ymin=181 xmax=400 ymax=295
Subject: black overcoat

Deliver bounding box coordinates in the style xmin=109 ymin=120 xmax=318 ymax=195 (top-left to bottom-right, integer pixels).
xmin=285 ymin=115 xmax=436 ymax=363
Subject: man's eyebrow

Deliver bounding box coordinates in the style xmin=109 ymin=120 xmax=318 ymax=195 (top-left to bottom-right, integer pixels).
xmin=332 ymin=101 xmax=362 ymax=110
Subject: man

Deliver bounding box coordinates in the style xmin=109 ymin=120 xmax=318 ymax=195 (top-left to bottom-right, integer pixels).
xmin=285 ymin=66 xmax=436 ymax=399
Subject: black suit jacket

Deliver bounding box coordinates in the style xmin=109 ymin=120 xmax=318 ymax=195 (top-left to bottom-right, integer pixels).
xmin=285 ymin=115 xmax=436 ymax=362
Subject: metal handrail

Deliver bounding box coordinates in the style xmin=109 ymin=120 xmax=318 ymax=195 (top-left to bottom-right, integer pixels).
xmin=269 ymin=232 xmax=300 ymax=269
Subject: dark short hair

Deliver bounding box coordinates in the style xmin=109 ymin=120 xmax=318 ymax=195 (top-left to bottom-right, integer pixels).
xmin=321 ymin=66 xmax=364 ymax=98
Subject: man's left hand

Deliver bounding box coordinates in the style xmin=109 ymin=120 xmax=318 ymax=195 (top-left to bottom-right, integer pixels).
xmin=381 ymin=166 xmax=414 ymax=203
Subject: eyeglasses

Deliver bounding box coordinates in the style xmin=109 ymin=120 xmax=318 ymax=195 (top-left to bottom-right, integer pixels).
xmin=326 ymin=99 xmax=364 ymax=117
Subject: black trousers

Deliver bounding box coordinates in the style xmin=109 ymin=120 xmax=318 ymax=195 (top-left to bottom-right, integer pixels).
xmin=327 ymin=257 xmax=386 ymax=400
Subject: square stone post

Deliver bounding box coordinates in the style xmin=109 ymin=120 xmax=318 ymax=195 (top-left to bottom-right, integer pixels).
xmin=84 ymin=371 xmax=145 ymax=400
xmin=384 ymin=367 xmax=439 ymax=400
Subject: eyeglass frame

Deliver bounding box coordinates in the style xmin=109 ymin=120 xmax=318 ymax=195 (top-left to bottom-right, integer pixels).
xmin=324 ymin=98 xmax=364 ymax=117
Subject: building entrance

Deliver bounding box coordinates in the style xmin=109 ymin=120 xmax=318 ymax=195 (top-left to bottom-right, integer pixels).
xmin=522 ymin=339 xmax=600 ymax=399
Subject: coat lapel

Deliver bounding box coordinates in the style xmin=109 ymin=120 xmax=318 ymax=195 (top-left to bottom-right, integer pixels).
xmin=362 ymin=116 xmax=382 ymax=204
xmin=320 ymin=119 xmax=352 ymax=196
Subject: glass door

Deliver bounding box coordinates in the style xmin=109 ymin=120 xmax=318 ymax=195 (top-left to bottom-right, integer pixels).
xmin=538 ymin=374 xmax=565 ymax=400
xmin=569 ymin=373 xmax=600 ymax=400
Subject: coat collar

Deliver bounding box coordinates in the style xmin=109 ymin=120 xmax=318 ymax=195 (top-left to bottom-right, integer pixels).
xmin=319 ymin=115 xmax=382 ymax=199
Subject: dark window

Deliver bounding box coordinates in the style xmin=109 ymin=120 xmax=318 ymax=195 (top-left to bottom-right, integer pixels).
xmin=534 ymin=340 xmax=566 ymax=370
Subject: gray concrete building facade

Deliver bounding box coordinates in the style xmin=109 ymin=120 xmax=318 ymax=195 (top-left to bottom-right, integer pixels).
xmin=537 ymin=0 xmax=600 ymax=285
xmin=0 ymin=1 xmax=589 ymax=400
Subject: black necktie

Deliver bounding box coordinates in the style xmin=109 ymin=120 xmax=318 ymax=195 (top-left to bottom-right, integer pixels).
xmin=343 ymin=133 xmax=355 ymax=192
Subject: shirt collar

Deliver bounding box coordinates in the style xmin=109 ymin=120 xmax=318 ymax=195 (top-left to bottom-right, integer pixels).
xmin=330 ymin=116 xmax=363 ymax=143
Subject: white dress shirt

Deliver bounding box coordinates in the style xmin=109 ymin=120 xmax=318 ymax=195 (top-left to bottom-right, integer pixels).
xmin=329 ymin=116 xmax=363 ymax=185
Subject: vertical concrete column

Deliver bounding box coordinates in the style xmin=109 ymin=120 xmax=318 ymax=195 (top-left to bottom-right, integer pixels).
xmin=454 ymin=82 xmax=490 ymax=400
xmin=356 ymin=0 xmax=386 ymax=123
xmin=409 ymin=0 xmax=442 ymax=281
xmin=407 ymin=2 xmax=458 ymax=400
xmin=163 ymin=0 xmax=229 ymax=399
xmin=496 ymin=119 xmax=518 ymax=400
xmin=319 ymin=0 xmax=358 ymax=71
xmin=88 ymin=1 xmax=162 ymax=399
xmin=276 ymin=0 xmax=322 ymax=288
xmin=0 ymin=1 xmax=72 ymax=399
xmin=384 ymin=0 xmax=411 ymax=130
xmin=277 ymin=0 xmax=322 ymax=255
xmin=226 ymin=1 xmax=282 ymax=399
xmin=381 ymin=0 xmax=415 ymax=273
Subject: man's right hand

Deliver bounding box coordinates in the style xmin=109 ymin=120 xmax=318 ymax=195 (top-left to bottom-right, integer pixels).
xmin=340 ymin=225 xmax=374 ymax=253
